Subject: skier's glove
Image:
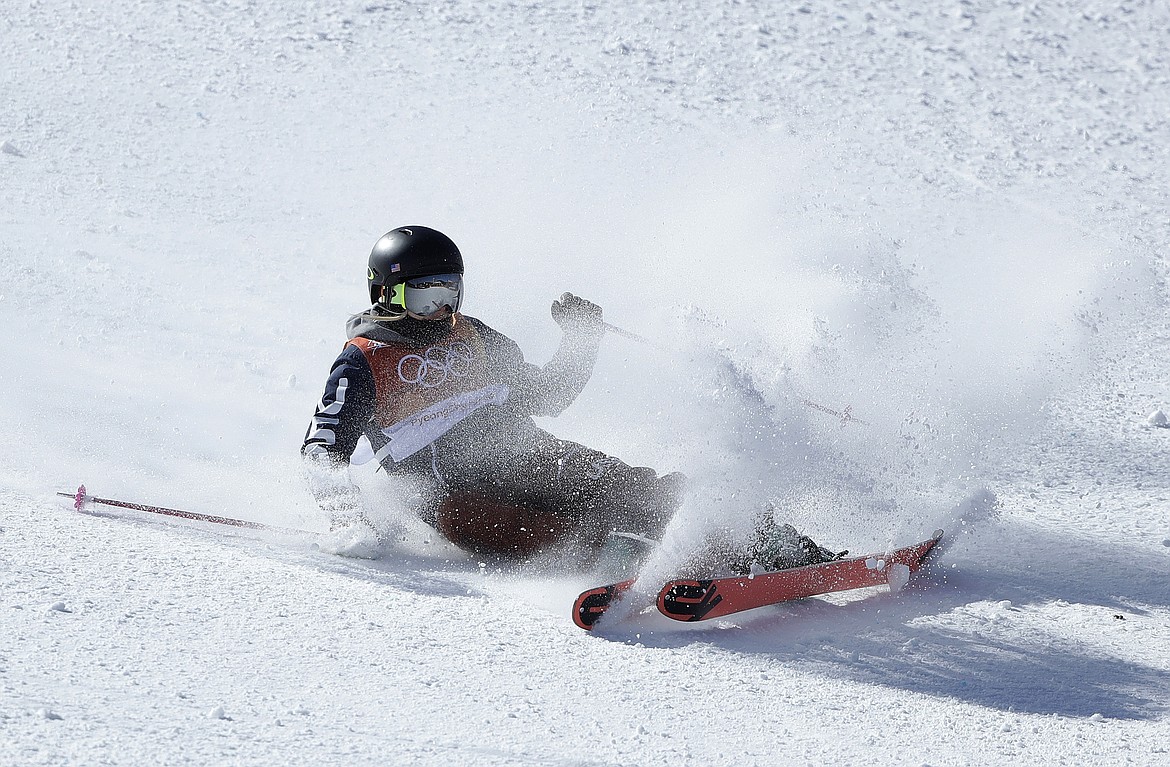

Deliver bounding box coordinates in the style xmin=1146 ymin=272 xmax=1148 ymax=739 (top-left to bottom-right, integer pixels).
xmin=304 ymin=453 xmax=365 ymax=530
xmin=551 ymin=292 xmax=604 ymax=334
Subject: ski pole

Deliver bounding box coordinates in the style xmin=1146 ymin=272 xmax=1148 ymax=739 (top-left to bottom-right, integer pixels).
xmin=58 ymin=485 xmax=311 ymax=535
xmin=802 ymin=399 xmax=870 ymax=427
xmin=603 ymin=322 xmax=652 ymax=345
xmin=603 ymin=322 xmax=868 ymax=426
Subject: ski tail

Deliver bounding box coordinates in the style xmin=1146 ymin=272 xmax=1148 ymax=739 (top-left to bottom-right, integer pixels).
xmin=572 ymin=578 xmax=636 ymax=630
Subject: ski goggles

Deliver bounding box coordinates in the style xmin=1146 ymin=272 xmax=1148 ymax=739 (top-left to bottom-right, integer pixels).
xmin=389 ymin=273 xmax=464 ymax=319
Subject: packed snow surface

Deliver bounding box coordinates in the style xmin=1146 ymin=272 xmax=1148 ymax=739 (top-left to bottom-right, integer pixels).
xmin=3 ymin=1 xmax=1169 ymax=764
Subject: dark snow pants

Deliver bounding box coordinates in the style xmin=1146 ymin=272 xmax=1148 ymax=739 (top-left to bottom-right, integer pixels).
xmin=421 ymin=427 xmax=684 ymax=555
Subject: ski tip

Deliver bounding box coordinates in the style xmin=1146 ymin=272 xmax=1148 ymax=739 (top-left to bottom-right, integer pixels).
xmin=932 ymin=528 xmax=944 ymax=541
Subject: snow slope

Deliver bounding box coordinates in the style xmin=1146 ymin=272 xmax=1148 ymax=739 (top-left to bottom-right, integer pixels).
xmin=3 ymin=0 xmax=1169 ymax=764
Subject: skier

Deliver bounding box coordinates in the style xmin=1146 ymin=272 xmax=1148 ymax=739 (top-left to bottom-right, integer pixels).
xmin=302 ymin=225 xmax=684 ymax=565
xmin=302 ymin=225 xmax=838 ymax=573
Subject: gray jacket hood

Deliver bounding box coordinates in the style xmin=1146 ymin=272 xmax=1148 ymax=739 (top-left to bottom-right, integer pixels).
xmin=345 ymin=307 xmax=462 ymax=348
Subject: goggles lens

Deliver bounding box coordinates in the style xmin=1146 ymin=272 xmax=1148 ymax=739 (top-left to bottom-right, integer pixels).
xmin=391 ymin=273 xmax=463 ymax=319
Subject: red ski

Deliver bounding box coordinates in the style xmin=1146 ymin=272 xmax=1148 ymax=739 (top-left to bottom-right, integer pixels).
xmin=657 ymin=529 xmax=944 ymax=622
xmin=572 ymin=578 xmax=636 ymax=630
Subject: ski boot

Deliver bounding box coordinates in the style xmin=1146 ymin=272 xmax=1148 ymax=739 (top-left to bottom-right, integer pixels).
xmin=590 ymin=530 xmax=657 ymax=580
xmin=734 ymin=512 xmax=843 ymax=574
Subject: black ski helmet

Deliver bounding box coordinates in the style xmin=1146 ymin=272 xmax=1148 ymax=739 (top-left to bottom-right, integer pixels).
xmin=367 ymin=226 xmax=464 ymax=306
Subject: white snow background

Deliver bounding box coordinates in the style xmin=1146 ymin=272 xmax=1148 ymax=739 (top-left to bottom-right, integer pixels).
xmin=3 ymin=1 xmax=1170 ymax=764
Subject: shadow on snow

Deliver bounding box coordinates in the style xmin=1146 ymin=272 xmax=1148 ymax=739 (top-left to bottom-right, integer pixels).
xmin=72 ymin=497 xmax=1169 ymax=720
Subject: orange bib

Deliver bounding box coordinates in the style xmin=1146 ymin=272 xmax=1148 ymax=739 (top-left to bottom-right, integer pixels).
xmin=348 ymin=316 xmax=509 ymax=462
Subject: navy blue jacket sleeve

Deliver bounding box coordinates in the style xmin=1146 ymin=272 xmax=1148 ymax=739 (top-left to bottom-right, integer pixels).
xmin=301 ymin=344 xmax=377 ymax=464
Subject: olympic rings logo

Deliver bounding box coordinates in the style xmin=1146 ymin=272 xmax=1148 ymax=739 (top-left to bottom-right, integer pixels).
xmin=397 ymin=341 xmax=474 ymax=388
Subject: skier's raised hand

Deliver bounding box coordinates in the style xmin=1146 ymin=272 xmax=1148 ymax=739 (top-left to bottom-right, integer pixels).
xmin=551 ymin=292 xmax=604 ymax=333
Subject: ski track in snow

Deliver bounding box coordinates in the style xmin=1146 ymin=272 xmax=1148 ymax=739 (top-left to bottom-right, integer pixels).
xmin=3 ymin=0 xmax=1170 ymax=764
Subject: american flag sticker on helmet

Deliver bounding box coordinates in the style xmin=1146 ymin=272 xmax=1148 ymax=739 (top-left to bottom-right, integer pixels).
xmin=391 ymin=264 xmax=401 ymax=272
